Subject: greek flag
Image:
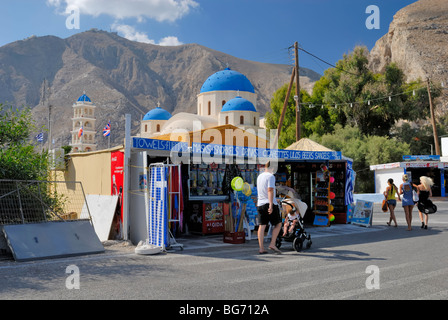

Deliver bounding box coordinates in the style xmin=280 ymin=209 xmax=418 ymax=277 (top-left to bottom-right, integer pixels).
xmin=35 ymin=132 xmax=44 ymax=142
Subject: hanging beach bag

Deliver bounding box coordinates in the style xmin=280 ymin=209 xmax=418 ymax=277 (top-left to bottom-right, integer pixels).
xmin=381 ymin=198 xmax=388 ymax=212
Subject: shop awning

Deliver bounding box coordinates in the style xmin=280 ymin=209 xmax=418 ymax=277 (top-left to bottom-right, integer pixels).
xmin=285 ymin=138 xmax=334 ymax=152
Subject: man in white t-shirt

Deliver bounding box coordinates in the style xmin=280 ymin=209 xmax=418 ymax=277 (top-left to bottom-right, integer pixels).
xmin=256 ymin=161 xmax=282 ymax=254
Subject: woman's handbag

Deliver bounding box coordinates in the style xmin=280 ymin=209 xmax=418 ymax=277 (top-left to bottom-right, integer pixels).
xmin=413 ymin=190 xmax=419 ymax=202
xmin=381 ymin=198 xmax=388 ymax=212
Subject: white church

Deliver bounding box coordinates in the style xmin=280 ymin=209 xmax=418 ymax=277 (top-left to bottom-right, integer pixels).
xmin=69 ymin=67 xmax=264 ymax=152
xmin=139 ymin=68 xmax=263 ymax=138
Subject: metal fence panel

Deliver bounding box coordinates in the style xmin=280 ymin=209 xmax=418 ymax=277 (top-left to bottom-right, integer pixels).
xmin=0 ymin=180 xmax=91 ymax=225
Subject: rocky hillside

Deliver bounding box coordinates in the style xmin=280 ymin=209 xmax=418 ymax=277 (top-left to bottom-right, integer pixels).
xmin=369 ymin=0 xmax=448 ymax=83
xmin=0 ymin=30 xmax=320 ymax=149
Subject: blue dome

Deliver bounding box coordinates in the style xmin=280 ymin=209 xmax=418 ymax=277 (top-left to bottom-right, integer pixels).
xmin=200 ymin=68 xmax=255 ymax=94
xmin=77 ymin=94 xmax=92 ymax=102
xmin=221 ymin=96 xmax=257 ymax=112
xmin=143 ymin=107 xmax=172 ymax=121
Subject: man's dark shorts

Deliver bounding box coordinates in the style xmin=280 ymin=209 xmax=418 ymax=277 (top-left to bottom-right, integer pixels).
xmin=257 ymin=203 xmax=282 ymax=226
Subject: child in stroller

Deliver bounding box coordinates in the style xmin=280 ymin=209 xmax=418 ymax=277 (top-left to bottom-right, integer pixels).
xmin=282 ymin=201 xmax=299 ymax=237
xmin=276 ymin=186 xmax=312 ymax=252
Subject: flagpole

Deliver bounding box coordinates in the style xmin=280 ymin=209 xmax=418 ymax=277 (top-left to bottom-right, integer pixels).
xmin=108 ymin=120 xmax=111 ymax=149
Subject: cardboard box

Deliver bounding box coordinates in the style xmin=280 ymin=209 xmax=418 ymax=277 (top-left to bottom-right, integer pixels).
xmin=223 ymin=231 xmax=245 ymax=244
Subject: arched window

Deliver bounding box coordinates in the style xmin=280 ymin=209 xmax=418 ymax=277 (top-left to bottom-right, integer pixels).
xmin=254 ymin=117 xmax=256 ymax=126
xmin=156 ymin=124 xmax=161 ymax=132
xmin=240 ymin=115 xmax=244 ymax=125
xmin=225 ymin=116 xmax=229 ymax=125
xmin=145 ymin=124 xmax=147 ymax=132
xmin=222 ymin=100 xmax=226 ymax=106
xmin=208 ymin=101 xmax=211 ymax=115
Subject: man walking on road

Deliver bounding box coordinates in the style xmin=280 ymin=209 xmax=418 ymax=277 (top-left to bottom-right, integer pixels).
xmin=256 ymin=161 xmax=282 ymax=254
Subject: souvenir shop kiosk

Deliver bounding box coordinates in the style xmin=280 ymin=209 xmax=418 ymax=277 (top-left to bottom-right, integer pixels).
xmin=370 ymin=155 xmax=447 ymax=197
xmin=124 ymin=129 xmax=356 ymax=250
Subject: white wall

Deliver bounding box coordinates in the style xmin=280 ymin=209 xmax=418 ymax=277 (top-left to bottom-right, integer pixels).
xmin=197 ymin=90 xmax=256 ymax=117
xmin=441 ymin=137 xmax=448 ymax=157
xmin=129 ymin=151 xmax=148 ymax=245
xmin=374 ymin=167 xmax=405 ymax=194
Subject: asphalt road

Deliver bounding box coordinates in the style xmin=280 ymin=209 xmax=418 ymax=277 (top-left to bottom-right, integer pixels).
xmin=1 ymin=200 xmax=448 ymax=307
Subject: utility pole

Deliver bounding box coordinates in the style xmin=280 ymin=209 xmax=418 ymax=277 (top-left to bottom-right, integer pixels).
xmin=41 ymin=79 xmax=52 ymax=151
xmin=294 ymin=41 xmax=301 ymax=142
xmin=427 ymin=78 xmax=440 ymax=155
xmin=274 ymin=67 xmax=296 ymax=147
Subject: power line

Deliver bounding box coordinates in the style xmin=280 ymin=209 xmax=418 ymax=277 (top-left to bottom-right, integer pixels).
xmin=299 ymin=85 xmax=430 ymax=109
xmin=292 ymin=45 xmax=359 ymax=77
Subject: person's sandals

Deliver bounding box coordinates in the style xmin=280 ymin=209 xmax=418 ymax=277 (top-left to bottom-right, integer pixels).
xmin=259 ymin=250 xmax=268 ymax=254
xmin=268 ymin=246 xmax=282 ymax=254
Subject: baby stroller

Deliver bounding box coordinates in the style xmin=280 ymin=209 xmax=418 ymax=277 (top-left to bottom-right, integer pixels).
xmin=275 ymin=186 xmax=312 ymax=252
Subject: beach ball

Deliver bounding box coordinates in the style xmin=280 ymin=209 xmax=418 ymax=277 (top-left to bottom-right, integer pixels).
xmin=231 ymin=176 xmax=244 ymax=191
xmin=242 ymin=182 xmax=252 ymax=196
xmin=329 ymin=214 xmax=335 ymax=222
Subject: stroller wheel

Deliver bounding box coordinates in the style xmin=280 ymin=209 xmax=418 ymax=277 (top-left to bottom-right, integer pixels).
xmin=293 ymin=237 xmax=303 ymax=252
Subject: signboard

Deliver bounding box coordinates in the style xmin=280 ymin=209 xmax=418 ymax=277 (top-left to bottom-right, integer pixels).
xmin=351 ymin=200 xmax=374 ymax=227
xmin=132 ymin=137 xmax=187 ymax=152
xmin=313 ymin=214 xmax=329 ymax=227
xmin=131 ymin=137 xmax=342 ymax=161
xmin=111 ymin=151 xmax=124 ymax=232
xmin=191 ymin=142 xmax=342 ymax=161
xmin=402 ymin=162 xmax=440 ymax=168
xmin=202 ymin=202 xmax=224 ymax=234
xmin=403 ymin=155 xmax=440 ymax=161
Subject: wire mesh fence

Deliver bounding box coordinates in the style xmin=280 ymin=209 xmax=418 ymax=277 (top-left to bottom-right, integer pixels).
xmin=0 ymin=180 xmax=91 ymax=225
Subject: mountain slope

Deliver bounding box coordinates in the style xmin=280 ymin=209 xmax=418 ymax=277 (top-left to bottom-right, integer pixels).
xmin=0 ymin=30 xmax=321 ymax=149
xmin=369 ymin=0 xmax=448 ymax=83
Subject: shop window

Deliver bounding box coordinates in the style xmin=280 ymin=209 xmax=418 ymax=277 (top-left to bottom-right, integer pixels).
xmin=240 ymin=115 xmax=244 ymax=124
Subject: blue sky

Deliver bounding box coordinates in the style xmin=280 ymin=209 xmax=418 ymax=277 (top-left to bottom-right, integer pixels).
xmin=1 ymin=0 xmax=417 ymax=73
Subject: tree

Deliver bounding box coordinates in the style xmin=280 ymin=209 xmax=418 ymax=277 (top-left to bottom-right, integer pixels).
xmin=312 ymin=47 xmax=438 ymax=137
xmin=310 ymin=124 xmax=410 ymax=193
xmin=264 ymin=82 xmax=332 ymax=149
xmin=0 ymin=104 xmax=49 ymax=180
